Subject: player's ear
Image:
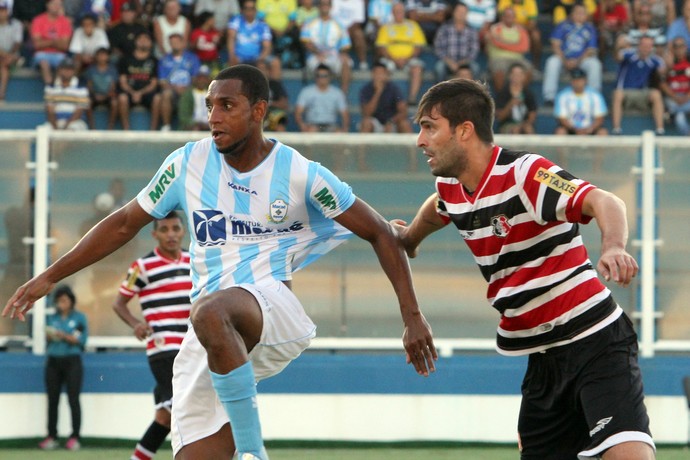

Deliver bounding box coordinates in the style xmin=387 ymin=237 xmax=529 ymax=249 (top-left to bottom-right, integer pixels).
xmin=456 ymin=121 xmax=473 ymax=141
xmin=253 ymin=99 xmax=268 ymax=123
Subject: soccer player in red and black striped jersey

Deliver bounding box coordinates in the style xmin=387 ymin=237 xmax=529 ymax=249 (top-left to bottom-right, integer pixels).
xmin=394 ymin=78 xmax=656 ymax=460
xmin=112 ymin=211 xmax=192 ymax=460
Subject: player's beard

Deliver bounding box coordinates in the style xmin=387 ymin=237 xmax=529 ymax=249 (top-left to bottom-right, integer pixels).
xmin=216 ymin=134 xmax=249 ymax=156
xmin=430 ymin=138 xmax=467 ymax=179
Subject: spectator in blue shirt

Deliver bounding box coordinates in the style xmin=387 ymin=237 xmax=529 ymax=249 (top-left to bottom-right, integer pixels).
xmin=227 ymin=0 xmax=281 ymax=80
xmin=38 ymin=285 xmax=89 ymax=452
xmin=294 ymin=63 xmax=349 ymax=133
xmin=542 ymin=4 xmax=603 ymax=105
xmin=666 ymin=0 xmax=690 ymax=49
xmin=611 ymin=34 xmax=666 ymax=134
xmin=158 ymin=32 xmax=201 ymax=131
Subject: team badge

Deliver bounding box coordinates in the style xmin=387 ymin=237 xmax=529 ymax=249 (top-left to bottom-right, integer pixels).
xmin=491 ymin=215 xmax=511 ymax=238
xmin=268 ymin=199 xmax=288 ymax=223
xmin=154 ymin=335 xmax=165 ymax=349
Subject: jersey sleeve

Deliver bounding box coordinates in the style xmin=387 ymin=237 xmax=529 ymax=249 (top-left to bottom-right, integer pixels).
xmin=515 ymin=154 xmax=596 ymax=225
xmin=307 ymin=162 xmax=356 ymax=219
xmin=118 ymin=259 xmax=146 ymax=298
xmin=136 ymin=146 xmax=187 ymax=218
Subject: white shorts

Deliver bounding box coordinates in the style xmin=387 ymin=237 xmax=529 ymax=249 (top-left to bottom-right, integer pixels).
xmin=170 ymin=281 xmax=316 ymax=455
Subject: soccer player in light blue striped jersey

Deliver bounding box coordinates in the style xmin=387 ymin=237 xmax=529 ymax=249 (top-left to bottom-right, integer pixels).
xmin=3 ymin=64 xmax=438 ymax=460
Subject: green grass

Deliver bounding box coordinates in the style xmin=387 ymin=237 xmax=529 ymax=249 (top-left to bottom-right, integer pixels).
xmin=0 ymin=445 xmax=687 ymax=459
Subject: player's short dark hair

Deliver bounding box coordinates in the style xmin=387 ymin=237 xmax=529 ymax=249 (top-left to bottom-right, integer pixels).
xmin=415 ymin=78 xmax=494 ymax=143
xmin=215 ymin=64 xmax=269 ymax=106
xmin=53 ymin=284 xmax=76 ymax=309
xmin=153 ymin=211 xmax=183 ymax=229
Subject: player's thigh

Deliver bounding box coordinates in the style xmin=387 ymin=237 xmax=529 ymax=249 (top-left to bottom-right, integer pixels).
xmin=175 ymin=423 xmax=234 ymax=460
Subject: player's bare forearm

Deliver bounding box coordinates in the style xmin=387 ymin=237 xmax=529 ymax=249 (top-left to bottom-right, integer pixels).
xmin=396 ymin=193 xmax=447 ymax=257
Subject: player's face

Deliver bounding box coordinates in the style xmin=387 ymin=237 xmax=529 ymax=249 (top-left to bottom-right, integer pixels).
xmin=417 ymin=107 xmax=467 ymax=178
xmin=206 ymin=78 xmax=261 ymax=156
xmin=153 ymin=217 xmax=185 ymax=254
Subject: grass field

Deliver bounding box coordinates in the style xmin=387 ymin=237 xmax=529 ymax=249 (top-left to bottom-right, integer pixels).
xmin=0 ymin=446 xmax=688 ymax=459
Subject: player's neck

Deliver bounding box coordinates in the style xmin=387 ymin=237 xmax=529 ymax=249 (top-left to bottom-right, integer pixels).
xmin=157 ymin=247 xmax=181 ymax=261
xmin=223 ymin=136 xmax=275 ymax=172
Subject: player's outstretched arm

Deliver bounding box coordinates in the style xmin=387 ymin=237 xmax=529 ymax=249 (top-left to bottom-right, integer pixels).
xmin=3 ymin=200 xmax=154 ymax=321
xmin=582 ymin=188 xmax=639 ymax=286
xmin=335 ymin=198 xmax=438 ymax=377
xmin=391 ymin=193 xmax=447 ymax=258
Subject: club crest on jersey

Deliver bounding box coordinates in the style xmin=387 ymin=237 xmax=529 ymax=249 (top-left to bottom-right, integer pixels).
xmin=491 ymin=214 xmax=511 ymax=238
xmin=534 ymin=167 xmax=576 ymax=196
xmin=268 ymin=199 xmax=288 ymax=223
xmin=193 ymin=210 xmax=227 ymax=246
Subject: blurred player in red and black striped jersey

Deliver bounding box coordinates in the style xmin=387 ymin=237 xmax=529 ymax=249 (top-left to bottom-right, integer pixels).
xmin=113 ymin=211 xmax=191 ymax=460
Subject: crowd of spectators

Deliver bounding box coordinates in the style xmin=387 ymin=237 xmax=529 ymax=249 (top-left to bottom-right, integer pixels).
xmin=0 ymin=0 xmax=689 ymax=135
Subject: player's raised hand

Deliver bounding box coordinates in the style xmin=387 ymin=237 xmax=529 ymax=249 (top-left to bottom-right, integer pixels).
xmin=2 ymin=275 xmax=56 ymax=321
xmin=597 ymin=247 xmax=639 ymax=287
xmin=403 ymin=312 xmax=437 ymax=377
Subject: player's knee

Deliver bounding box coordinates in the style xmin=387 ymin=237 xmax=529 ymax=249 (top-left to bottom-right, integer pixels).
xmin=190 ymin=294 xmax=227 ymax=331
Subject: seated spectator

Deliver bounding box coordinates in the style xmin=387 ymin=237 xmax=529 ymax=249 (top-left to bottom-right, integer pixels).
xmin=116 ymin=31 xmax=161 ymax=130
xmin=551 ymin=0 xmax=597 ymax=25
xmin=660 ymin=37 xmax=690 ymax=134
xmin=405 ymin=0 xmax=449 ymax=44
xmin=152 ymin=0 xmax=191 ymax=58
xmin=666 ymin=0 xmax=690 ymax=49
xmin=434 ymin=2 xmax=480 ymax=82
xmin=632 ymin=0 xmax=675 ymax=29
xmin=190 ymin=12 xmax=221 ymax=71
xmin=109 ymin=0 xmax=142 ymax=25
xmin=279 ymin=0 xmax=318 ymax=70
xmin=332 ymin=0 xmax=368 ymax=70
xmin=31 ymin=0 xmax=73 ymax=85
xmin=366 ymin=0 xmax=395 ymax=44
xmin=108 ymin=1 xmax=148 ymax=63
xmin=593 ymin=0 xmax=631 ymax=59
xmin=257 ymin=61 xmax=290 ymax=132
xmin=44 ymin=57 xmax=90 ymax=130
xmin=300 ymin=0 xmax=353 ymax=93
xmin=486 ymin=7 xmax=532 ymax=92
xmin=497 ymin=0 xmax=541 ymax=68
xmin=375 ymin=1 xmax=426 ymax=104
xmin=615 ymin=1 xmax=667 ymax=53
xmin=0 ymin=1 xmax=22 ymax=101
xmin=611 ymin=35 xmax=666 ymax=134
xmin=84 ymin=47 xmax=119 ymax=129
xmin=542 ymin=4 xmax=602 ymax=106
xmin=194 ymin=0 xmax=240 ymax=33
xmin=158 ymin=32 xmax=200 ymax=131
xmin=257 ymin=0 xmax=298 ymax=69
xmin=294 ymin=63 xmax=349 ymax=133
xmin=69 ymin=13 xmax=110 ymax=75
xmin=227 ymin=0 xmax=281 ymax=80
xmin=360 ymin=60 xmax=412 ymax=133
xmin=177 ymin=64 xmax=212 ymax=131
xmin=462 ymin=0 xmax=497 ymax=43
xmin=554 ymin=68 xmax=609 ymax=136
xmin=454 ymin=62 xmax=475 ymax=79
xmin=494 ymin=62 xmax=537 ymax=134
xmin=79 ymin=0 xmax=114 ymax=28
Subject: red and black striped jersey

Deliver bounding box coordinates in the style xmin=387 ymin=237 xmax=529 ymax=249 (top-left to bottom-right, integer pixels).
xmin=119 ymin=247 xmax=192 ymax=358
xmin=435 ymin=145 xmax=621 ymax=355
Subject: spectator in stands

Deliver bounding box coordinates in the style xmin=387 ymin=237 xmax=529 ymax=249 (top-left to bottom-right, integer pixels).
xmin=486 ymin=6 xmax=532 ymax=92
xmin=542 ymin=4 xmax=602 ymax=106
xmin=660 ymin=37 xmax=690 ymax=134
xmin=38 ymin=285 xmax=88 ymax=452
xmin=0 ymin=1 xmax=22 ymax=101
xmin=616 ymin=1 xmax=667 ymax=53
xmin=462 ymin=0 xmax=497 ymax=43
xmin=593 ymin=0 xmax=631 ymax=59
xmin=194 ymin=0 xmax=240 ymax=32
xmin=158 ymin=32 xmax=200 ymax=131
xmin=294 ymin=63 xmax=349 ymax=132
xmin=454 ymin=62 xmax=475 ymax=79
xmin=667 ymin=0 xmax=690 ymax=51
xmin=375 ymin=1 xmax=426 ymax=105
xmin=494 ymin=62 xmax=537 ymax=134
xmin=79 ymin=0 xmax=114 ymax=28
xmin=551 ymin=0 xmax=597 ymax=26
xmin=366 ymin=0 xmax=395 ymax=44
xmin=434 ymin=2 xmax=480 ymax=82
xmin=632 ymin=0 xmax=675 ymax=28
xmin=117 ymin=31 xmax=161 ymax=130
xmin=31 ymin=0 xmax=73 ymax=85
xmin=300 ymin=0 xmax=353 ymax=93
xmin=227 ymin=0 xmax=281 ymax=80
xmin=109 ymin=0 xmax=142 ymax=25
xmin=190 ymin=12 xmax=221 ymax=71
xmin=152 ymin=0 xmax=190 ymax=58
xmin=497 ymin=0 xmax=541 ymax=68
xmin=44 ymin=57 xmax=90 ymax=130
xmin=257 ymin=61 xmax=290 ymax=132
xmin=554 ymin=67 xmax=609 ymax=136
xmin=85 ymin=47 xmax=119 ymax=129
xmin=611 ymin=34 xmax=666 ymax=134
xmin=257 ymin=0 xmax=299 ymax=70
xmin=108 ymin=1 xmax=148 ymax=63
xmin=360 ymin=60 xmax=412 ymax=133
xmin=288 ymin=0 xmax=319 ymax=68
xmin=177 ymin=65 xmax=212 ymax=131
xmin=332 ymin=0 xmax=368 ymax=70
xmin=405 ymin=0 xmax=449 ymax=44
xmin=69 ymin=13 xmax=110 ymax=75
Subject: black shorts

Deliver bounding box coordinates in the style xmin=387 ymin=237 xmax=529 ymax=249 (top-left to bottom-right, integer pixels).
xmin=121 ymin=90 xmax=157 ymax=109
xmin=518 ymin=313 xmax=653 ymax=459
xmin=148 ymin=351 xmax=176 ymax=409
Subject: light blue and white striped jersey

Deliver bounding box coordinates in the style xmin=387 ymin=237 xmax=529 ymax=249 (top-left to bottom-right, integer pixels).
xmin=137 ymin=138 xmax=356 ymax=302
